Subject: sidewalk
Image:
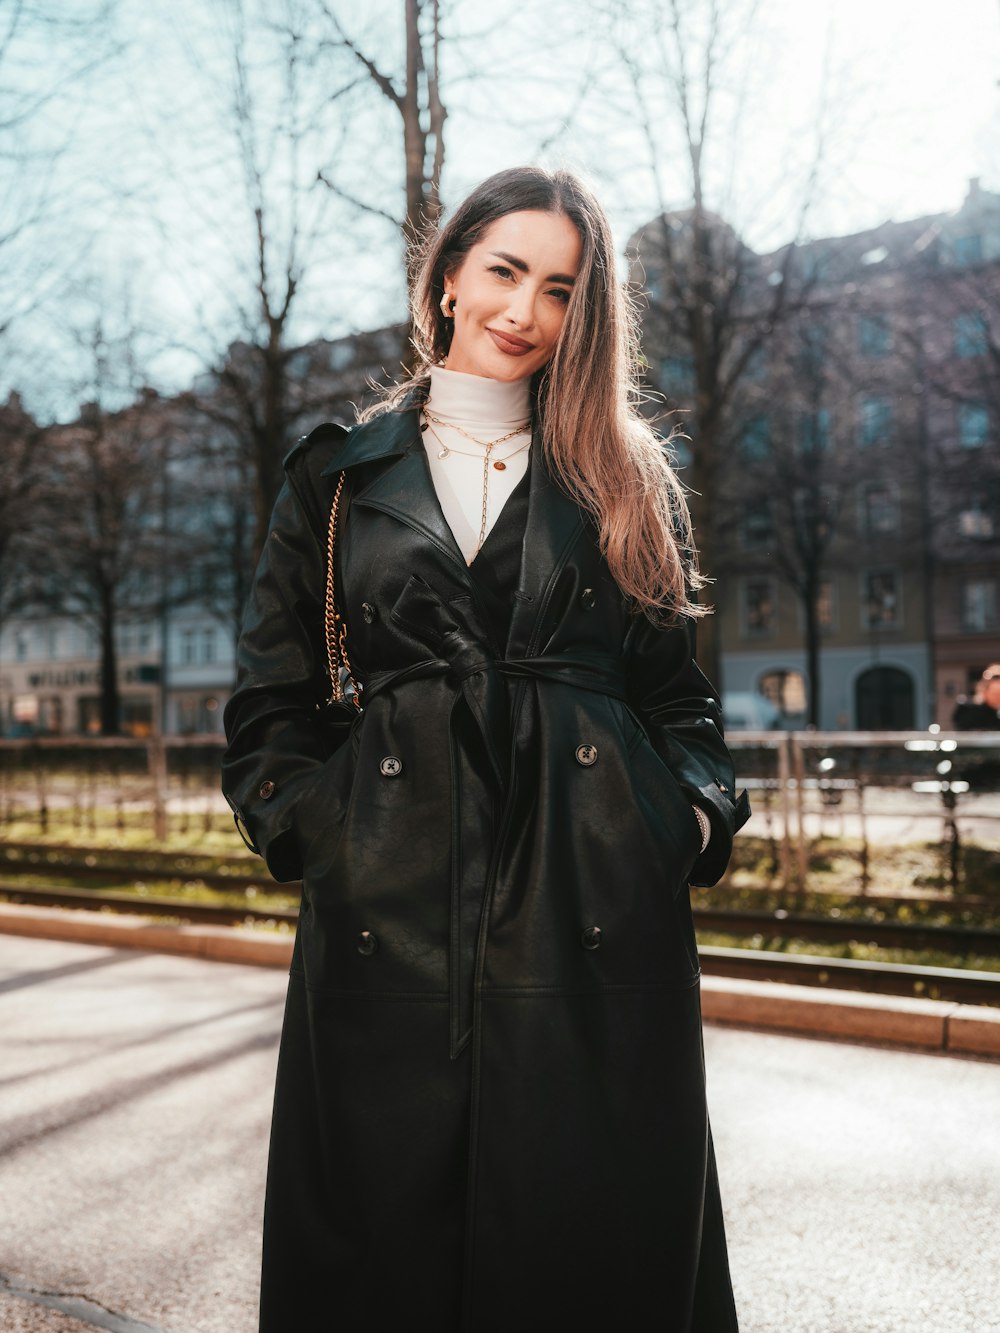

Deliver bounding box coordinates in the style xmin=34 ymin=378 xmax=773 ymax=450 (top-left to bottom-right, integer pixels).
xmin=2 ymin=933 xmax=998 ymax=1333
xmin=0 ymin=900 xmax=998 ymax=1060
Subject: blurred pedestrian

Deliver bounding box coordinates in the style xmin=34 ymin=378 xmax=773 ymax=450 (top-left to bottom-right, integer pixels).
xmin=222 ymin=165 xmax=749 ymax=1333
xmin=952 ymin=664 xmax=1000 ymax=730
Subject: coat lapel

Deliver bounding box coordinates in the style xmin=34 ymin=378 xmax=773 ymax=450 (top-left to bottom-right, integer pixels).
xmin=506 ymin=447 xmax=588 ymax=658
xmin=329 ymin=409 xmax=471 ymax=577
xmin=318 ymin=406 xmax=590 ymax=650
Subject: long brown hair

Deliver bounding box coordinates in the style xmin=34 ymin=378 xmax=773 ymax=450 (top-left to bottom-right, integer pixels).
xmin=361 ymin=165 xmax=706 ymax=622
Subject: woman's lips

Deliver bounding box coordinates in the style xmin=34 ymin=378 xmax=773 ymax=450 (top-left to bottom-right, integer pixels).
xmin=487 ymin=328 xmax=535 ymax=356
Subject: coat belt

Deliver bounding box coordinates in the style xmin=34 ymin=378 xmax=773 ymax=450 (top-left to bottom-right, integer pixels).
xmin=362 ymin=630 xmax=627 ymax=1057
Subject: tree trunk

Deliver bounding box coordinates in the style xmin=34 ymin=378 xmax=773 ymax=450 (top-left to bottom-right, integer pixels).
xmin=688 ymin=411 xmax=723 ymax=690
xmin=99 ymin=592 xmax=120 ymax=736
xmin=804 ymin=579 xmax=821 ymax=728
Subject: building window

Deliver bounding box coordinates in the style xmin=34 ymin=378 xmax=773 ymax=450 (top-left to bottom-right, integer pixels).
xmin=862 ymin=570 xmax=901 ymax=630
xmin=740 ymin=417 xmax=771 ymax=461
xmin=858 ymin=397 xmax=893 ymax=448
xmin=741 ymin=501 xmax=774 ymax=549
xmin=15 ymin=633 xmax=28 ymax=662
xmin=742 ymin=578 xmax=776 ymax=638
xmin=759 ymin=669 xmax=807 ymax=719
xmin=816 ymin=580 xmax=836 ymax=631
xmin=180 ymin=628 xmax=196 ymax=664
xmin=288 ymin=349 xmax=312 ymax=380
xmin=798 ymin=581 xmax=837 ymax=635
xmin=861 ymin=483 xmax=898 ymax=537
xmin=799 ymin=408 xmax=830 ymax=453
xmin=953 ymin=234 xmax=983 ymax=267
xmin=802 ymin=249 xmax=830 ymax=283
xmin=962 ymin=580 xmax=998 ymax=632
xmin=859 ymin=315 xmax=891 ymax=357
xmin=132 ymin=569 xmax=156 ymax=602
xmin=660 ymin=355 xmax=694 ymax=397
xmin=954 ymin=311 xmax=989 ymax=358
xmin=958 ymin=402 xmax=990 ymax=448
xmin=744 ymin=345 xmax=767 ymax=381
xmin=791 ymin=484 xmax=837 ymax=544
xmin=958 ymin=501 xmax=995 ymax=540
xmin=799 ymin=323 xmax=827 ymax=375
xmin=201 ymin=627 xmax=216 ymax=663
xmin=329 ymin=341 xmax=354 ymax=372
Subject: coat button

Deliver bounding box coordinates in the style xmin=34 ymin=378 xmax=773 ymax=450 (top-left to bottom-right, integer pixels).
xmin=259 ymin=780 xmax=275 ymax=799
xmin=575 ymin=743 xmax=598 ymax=766
xmin=581 ymin=926 xmax=602 ymax=949
xmin=362 ymin=601 xmax=376 ymax=623
xmin=579 ymin=587 xmax=596 ymax=609
xmin=357 ymin=930 xmax=378 ymax=956
xmin=715 ymin=780 xmax=729 ymax=793
xmin=380 ymin=755 xmax=403 ymax=778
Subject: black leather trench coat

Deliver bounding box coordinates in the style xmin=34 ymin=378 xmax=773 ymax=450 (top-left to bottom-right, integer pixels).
xmin=222 ymin=407 xmax=750 ymax=1332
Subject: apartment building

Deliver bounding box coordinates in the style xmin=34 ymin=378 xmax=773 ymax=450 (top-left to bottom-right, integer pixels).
xmin=630 ymin=179 xmax=1000 ymax=727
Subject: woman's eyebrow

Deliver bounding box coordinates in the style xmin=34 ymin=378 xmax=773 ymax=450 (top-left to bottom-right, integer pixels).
xmin=488 ymin=250 xmax=576 ymax=285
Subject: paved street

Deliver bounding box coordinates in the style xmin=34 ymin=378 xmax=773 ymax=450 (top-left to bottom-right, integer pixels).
xmin=1 ymin=935 xmax=999 ymax=1333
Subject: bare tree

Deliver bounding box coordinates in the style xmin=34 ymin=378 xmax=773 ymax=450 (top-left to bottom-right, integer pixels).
xmin=595 ymin=0 xmax=850 ymax=684
xmin=709 ymin=232 xmax=932 ymax=725
xmin=315 ymin=0 xmax=447 ymax=259
xmin=105 ymin=0 xmax=377 ymax=569
xmin=0 ymin=1 xmax=121 ymax=387
xmin=0 ymin=392 xmax=47 ymax=732
xmin=900 ymin=214 xmax=1000 ymax=686
xmin=714 ymin=326 xmax=843 ymax=727
xmin=23 ymin=316 xmax=169 ymax=735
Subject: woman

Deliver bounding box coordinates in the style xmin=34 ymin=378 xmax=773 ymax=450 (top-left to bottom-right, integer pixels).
xmin=222 ymin=165 xmax=750 ymax=1332
xmin=952 ymin=664 xmax=1000 ymax=730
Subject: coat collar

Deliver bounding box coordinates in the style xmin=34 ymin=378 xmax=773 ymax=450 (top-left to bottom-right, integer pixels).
xmin=337 ymin=408 xmax=469 ymax=571
xmin=323 ymin=407 xmax=588 ymax=657
xmin=317 ymin=408 xmax=419 ymax=475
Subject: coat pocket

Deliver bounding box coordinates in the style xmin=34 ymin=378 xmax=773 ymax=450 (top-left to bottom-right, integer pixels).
xmin=291 ymin=739 xmax=358 ymax=871
xmin=615 ymin=701 xmax=702 ymax=870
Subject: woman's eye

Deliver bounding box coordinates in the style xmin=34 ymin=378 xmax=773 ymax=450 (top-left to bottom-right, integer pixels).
xmin=548 ymin=288 xmax=571 ymax=304
xmin=489 ymin=265 xmax=514 ymax=280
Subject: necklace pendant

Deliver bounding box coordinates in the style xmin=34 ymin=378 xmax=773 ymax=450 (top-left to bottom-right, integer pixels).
xmin=493 ymin=459 xmax=507 ymax=471
xmin=437 ymin=446 xmax=450 ymax=458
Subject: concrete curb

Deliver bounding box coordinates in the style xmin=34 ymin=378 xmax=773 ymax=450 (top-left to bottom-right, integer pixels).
xmin=700 ymin=974 xmax=1000 ymax=1059
xmin=1 ymin=902 xmax=998 ymax=1060
xmin=0 ymin=902 xmax=294 ymax=969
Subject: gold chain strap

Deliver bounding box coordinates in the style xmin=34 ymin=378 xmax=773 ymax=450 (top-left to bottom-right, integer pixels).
xmin=324 ymin=470 xmax=362 ymax=709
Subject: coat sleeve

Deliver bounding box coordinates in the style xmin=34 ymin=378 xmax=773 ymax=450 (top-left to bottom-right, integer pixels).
xmin=221 ymin=445 xmax=350 ymax=883
xmin=623 ymin=612 xmax=750 ymax=887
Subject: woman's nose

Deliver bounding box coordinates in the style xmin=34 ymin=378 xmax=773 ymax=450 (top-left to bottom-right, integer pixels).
xmin=503 ymin=283 xmax=536 ymax=328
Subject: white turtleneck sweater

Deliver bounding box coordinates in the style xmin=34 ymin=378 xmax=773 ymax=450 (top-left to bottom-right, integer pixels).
xmin=420 ymin=366 xmax=532 ymax=564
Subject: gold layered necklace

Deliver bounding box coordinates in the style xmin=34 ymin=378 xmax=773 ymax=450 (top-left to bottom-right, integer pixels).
xmin=421 ymin=403 xmax=531 ymax=563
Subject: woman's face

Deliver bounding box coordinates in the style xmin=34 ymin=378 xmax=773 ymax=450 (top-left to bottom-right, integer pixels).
xmin=443 ymin=209 xmax=582 ymax=382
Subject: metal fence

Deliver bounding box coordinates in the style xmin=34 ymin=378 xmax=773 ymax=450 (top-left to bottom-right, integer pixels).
xmin=0 ymin=732 xmax=998 ymax=891
xmin=0 ymin=735 xmax=227 ymax=843
xmin=728 ymin=730 xmax=1000 ymax=893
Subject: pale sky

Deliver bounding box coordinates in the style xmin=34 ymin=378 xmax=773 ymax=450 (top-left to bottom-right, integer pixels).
xmin=748 ymin=0 xmax=1000 ymax=241
xmin=442 ymin=0 xmax=1000 ymax=253
xmin=4 ymin=0 xmax=1000 ymax=414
